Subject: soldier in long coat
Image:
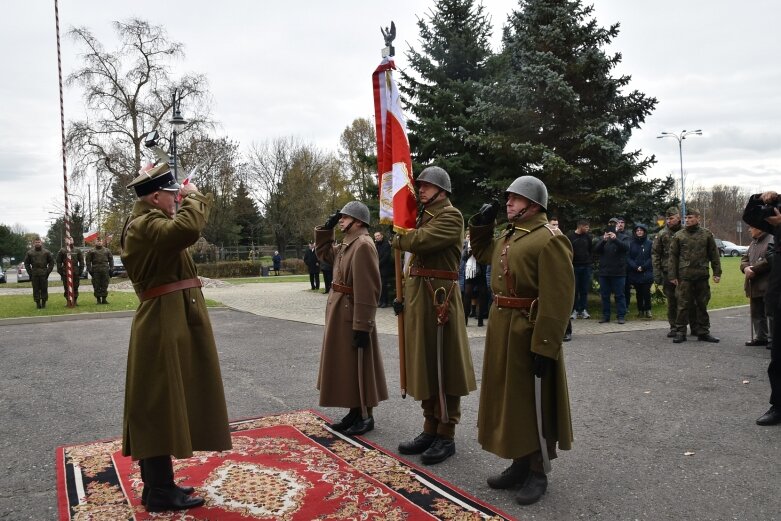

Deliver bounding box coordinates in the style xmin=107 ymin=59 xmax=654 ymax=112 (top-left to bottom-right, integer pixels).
xmin=469 ymin=176 xmax=574 ymax=505
xmin=56 ymin=237 xmax=84 ymax=304
xmin=121 ymin=154 xmax=231 ymax=513
xmin=391 ymin=166 xmax=476 ymax=465
xmin=24 ymin=237 xmax=54 ymax=308
xmin=315 ymin=201 xmax=388 ymax=436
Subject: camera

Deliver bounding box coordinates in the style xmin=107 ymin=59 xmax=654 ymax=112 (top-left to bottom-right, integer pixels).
xmin=759 ymin=202 xmax=781 ymax=218
xmin=606 ymin=225 xmax=616 ymax=234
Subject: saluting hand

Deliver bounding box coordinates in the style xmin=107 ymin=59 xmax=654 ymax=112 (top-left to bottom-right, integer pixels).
xmin=323 ymin=211 xmax=340 ymax=230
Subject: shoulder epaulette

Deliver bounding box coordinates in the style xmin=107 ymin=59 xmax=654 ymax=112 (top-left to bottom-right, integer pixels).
xmin=543 ymin=224 xmax=563 ymax=236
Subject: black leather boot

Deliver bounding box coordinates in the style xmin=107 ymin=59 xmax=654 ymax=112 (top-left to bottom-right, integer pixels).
xmin=344 ymin=416 xmax=374 ymax=436
xmin=516 ymin=471 xmax=548 ymax=505
xmin=756 ymin=406 xmax=781 ymax=426
xmin=398 ymin=432 xmax=436 ymax=455
xmin=420 ymin=437 xmax=455 ymax=465
xmin=146 ymin=486 xmax=204 ymax=512
xmin=487 ymin=459 xmax=530 ymax=489
xmin=672 ymin=333 xmax=687 ymax=343
xmin=41 ymin=300 xmax=46 ymax=308
xmin=329 ymin=408 xmax=360 ymax=432
xmin=36 ymin=300 xmax=41 ymax=309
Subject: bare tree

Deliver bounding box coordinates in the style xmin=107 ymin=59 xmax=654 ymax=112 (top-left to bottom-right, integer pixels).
xmin=66 ymin=19 xmax=213 ymax=216
xmin=684 ymin=183 xmax=752 ymax=244
xmin=246 ymin=137 xmax=350 ymax=253
xmin=339 ymin=118 xmax=377 ymax=203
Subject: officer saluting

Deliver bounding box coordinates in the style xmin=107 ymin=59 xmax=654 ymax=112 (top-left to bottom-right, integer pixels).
xmin=468 ymin=176 xmax=574 ymax=505
xmin=120 ymin=140 xmax=231 ymax=513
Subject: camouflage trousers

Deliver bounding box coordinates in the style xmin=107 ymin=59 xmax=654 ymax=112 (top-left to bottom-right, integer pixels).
xmin=91 ymin=269 xmax=110 ymax=298
xmin=675 ymin=277 xmax=711 ymax=336
xmin=31 ymin=275 xmax=49 ymax=302
xmin=663 ymin=279 xmax=695 ymax=332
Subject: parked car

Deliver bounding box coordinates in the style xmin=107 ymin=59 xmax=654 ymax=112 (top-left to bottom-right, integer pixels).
xmin=111 ymin=255 xmax=127 ymax=277
xmin=0 ymin=266 xmax=5 ymax=283
xmin=714 ymin=238 xmax=726 ymax=256
xmin=16 ymin=264 xmax=30 ymax=282
xmin=720 ymin=240 xmax=748 ymax=257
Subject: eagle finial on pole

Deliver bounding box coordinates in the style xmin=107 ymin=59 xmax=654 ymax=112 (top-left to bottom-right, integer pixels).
xmin=381 ymin=21 xmax=396 ymax=57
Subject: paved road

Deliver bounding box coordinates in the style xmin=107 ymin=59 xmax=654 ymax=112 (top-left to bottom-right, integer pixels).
xmin=0 ymin=281 xmax=778 ymax=520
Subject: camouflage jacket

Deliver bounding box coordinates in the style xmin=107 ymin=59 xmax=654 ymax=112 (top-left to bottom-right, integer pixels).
xmin=86 ymin=247 xmax=113 ymax=273
xmin=669 ymin=225 xmax=722 ymax=281
xmin=57 ymin=248 xmax=85 ymax=276
xmin=23 ymin=247 xmax=54 ymax=277
xmin=651 ymin=223 xmax=681 ymax=283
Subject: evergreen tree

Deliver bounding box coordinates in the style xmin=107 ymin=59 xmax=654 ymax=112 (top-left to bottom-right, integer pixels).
xmin=474 ymin=0 xmax=673 ymax=226
xmin=400 ymin=0 xmax=494 ymax=214
xmin=232 ymin=181 xmax=263 ymax=247
xmin=45 ymin=204 xmax=86 ymax=249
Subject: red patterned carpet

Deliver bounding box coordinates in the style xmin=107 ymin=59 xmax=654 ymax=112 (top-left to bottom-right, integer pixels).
xmin=56 ymin=410 xmax=515 ymax=520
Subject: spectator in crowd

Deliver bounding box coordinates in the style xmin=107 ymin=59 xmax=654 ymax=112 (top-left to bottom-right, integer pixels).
xmin=374 ymin=231 xmax=392 ymax=308
xmin=24 ymin=237 xmax=54 ymax=309
xmin=742 ymin=192 xmax=781 ymax=425
xmin=627 ymin=223 xmax=654 ymax=318
xmin=321 ymin=257 xmax=333 ymax=293
xmin=594 ymin=217 xmax=630 ymax=323
xmin=462 ymin=232 xmax=488 ymax=327
xmin=652 ymin=207 xmax=685 ymax=337
xmin=56 ymin=237 xmax=84 ymax=305
xmin=669 ymin=208 xmax=721 ymax=343
xmin=303 ymin=242 xmax=321 ymax=290
xmin=272 ymin=251 xmax=282 ymax=276
xmin=567 ymin=219 xmax=593 ymax=319
xmin=740 ymin=225 xmax=773 ymax=346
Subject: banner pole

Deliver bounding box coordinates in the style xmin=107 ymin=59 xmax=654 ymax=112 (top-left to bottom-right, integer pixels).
xmin=394 ymin=248 xmax=407 ymax=398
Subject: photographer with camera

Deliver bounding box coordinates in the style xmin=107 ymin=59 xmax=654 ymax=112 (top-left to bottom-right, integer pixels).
xmin=594 ymin=217 xmax=630 ymax=324
xmin=743 ymin=192 xmax=781 ymax=426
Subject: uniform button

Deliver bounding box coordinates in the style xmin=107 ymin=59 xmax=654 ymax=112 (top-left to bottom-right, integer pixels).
xmin=543 ymin=339 xmax=549 ymax=344
xmin=192 ymin=298 xmax=196 ymax=303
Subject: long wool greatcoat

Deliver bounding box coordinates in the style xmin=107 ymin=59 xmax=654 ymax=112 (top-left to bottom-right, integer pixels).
xmin=392 ymin=197 xmax=476 ymax=400
xmin=469 ymin=212 xmax=574 ymax=459
xmin=121 ymin=193 xmax=231 ymax=460
xmin=315 ymin=226 xmax=388 ymax=407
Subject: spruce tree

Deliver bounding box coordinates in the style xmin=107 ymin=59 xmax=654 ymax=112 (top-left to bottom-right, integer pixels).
xmin=474 ymin=0 xmax=673 ymax=226
xmin=401 ymin=0 xmax=494 ymax=214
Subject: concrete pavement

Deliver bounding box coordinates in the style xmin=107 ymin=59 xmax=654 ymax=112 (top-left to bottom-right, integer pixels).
xmin=0 ymin=281 xmax=778 ymax=520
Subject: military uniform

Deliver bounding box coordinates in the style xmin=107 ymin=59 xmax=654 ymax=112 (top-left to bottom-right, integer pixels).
xmin=669 ymin=221 xmax=722 ymax=339
xmin=315 ymin=213 xmax=388 ymax=432
xmin=652 ymin=216 xmax=684 ymax=333
xmin=392 ymin=197 xmax=477 ymax=446
xmin=471 ymin=213 xmax=574 ymax=461
xmin=24 ymin=245 xmax=54 ymax=308
xmin=120 ymin=143 xmax=231 ymax=512
xmin=56 ymin=246 xmax=85 ymax=303
xmin=86 ymin=245 xmax=113 ymax=303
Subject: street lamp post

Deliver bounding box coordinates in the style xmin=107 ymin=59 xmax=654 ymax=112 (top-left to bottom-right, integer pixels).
xmin=657 ymin=129 xmax=702 ymax=218
xmin=169 ymin=89 xmax=188 ymax=181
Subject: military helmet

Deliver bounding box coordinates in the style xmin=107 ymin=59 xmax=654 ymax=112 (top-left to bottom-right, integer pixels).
xmin=505 ymin=176 xmax=548 ymax=210
xmin=416 ymin=166 xmax=452 ymax=193
xmin=339 ymin=201 xmax=371 ymax=225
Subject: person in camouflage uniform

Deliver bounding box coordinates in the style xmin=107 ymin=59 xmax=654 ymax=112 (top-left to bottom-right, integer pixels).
xmin=23 ymin=237 xmax=54 ymax=309
xmin=669 ymin=208 xmax=722 ymax=343
xmin=56 ymin=237 xmax=85 ymax=305
xmin=86 ymin=238 xmax=113 ymax=304
xmin=652 ymin=207 xmax=687 ymax=337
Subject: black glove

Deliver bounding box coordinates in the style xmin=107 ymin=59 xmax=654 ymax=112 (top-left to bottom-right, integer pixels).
xmin=532 ymin=353 xmax=553 ymax=378
xmin=352 ymin=330 xmax=370 ymax=349
xmin=392 ymin=299 xmax=404 ymax=316
xmin=472 ymin=199 xmax=500 ymax=226
xmin=323 ymin=211 xmax=340 ymax=230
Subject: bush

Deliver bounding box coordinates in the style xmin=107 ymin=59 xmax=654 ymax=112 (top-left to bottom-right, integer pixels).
xmin=196 ymin=261 xmax=263 ymax=278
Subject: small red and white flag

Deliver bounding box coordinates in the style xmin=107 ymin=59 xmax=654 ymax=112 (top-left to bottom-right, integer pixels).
xmin=83 ymin=229 xmax=99 ymax=244
xmin=373 ymin=56 xmax=416 ymax=233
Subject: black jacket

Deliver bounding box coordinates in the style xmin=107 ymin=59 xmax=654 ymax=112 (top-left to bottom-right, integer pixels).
xmin=567 ymin=231 xmax=593 ymax=266
xmin=594 ymin=231 xmax=630 ymax=277
xmin=303 ymin=248 xmax=320 ymax=273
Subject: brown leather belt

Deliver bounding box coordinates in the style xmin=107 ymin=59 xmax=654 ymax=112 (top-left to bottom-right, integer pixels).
xmin=409 ymin=266 xmax=458 ymax=280
xmin=493 ymin=295 xmax=536 ymax=309
xmin=139 ymin=277 xmax=202 ymax=302
xmin=331 ymin=282 xmax=353 ymax=295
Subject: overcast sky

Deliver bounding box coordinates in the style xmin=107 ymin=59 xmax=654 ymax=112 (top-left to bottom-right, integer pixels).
xmin=2 ymin=1 xmax=779 ymax=237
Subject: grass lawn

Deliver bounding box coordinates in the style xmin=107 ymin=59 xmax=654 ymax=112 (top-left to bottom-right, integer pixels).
xmin=0 ymin=291 xmax=222 ymax=320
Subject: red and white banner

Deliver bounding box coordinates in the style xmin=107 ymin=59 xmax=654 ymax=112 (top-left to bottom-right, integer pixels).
xmin=373 ymin=56 xmax=416 ymax=233
xmin=83 ymin=229 xmax=99 ymax=244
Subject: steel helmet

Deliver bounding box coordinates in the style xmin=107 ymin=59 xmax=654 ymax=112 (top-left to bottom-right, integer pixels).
xmin=415 ymin=166 xmax=452 ymax=193
xmin=339 ymin=201 xmax=371 ymax=226
xmin=505 ymin=176 xmax=548 ymax=210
